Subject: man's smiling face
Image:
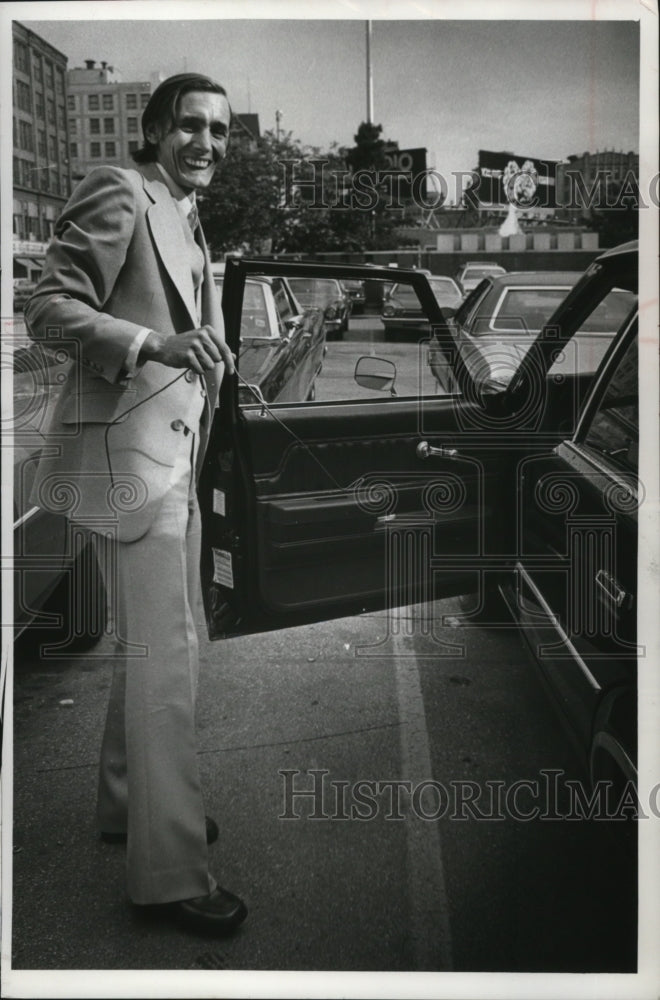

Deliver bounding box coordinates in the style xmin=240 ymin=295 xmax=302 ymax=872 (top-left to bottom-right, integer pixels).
xmin=150 ymin=90 xmax=231 ymax=193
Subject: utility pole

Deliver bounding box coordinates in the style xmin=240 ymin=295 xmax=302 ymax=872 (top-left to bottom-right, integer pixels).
xmin=366 ymin=21 xmax=373 ymax=124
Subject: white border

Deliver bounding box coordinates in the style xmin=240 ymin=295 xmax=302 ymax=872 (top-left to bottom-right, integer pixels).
xmin=1 ymin=1 xmax=658 ymax=998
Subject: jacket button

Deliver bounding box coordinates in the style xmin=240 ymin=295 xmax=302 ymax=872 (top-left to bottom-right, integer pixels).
xmin=170 ymin=419 xmax=184 ymax=432
xmin=184 ymin=370 xmax=195 ymax=383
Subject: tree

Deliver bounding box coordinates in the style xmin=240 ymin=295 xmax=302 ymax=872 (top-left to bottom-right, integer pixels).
xmin=345 ymin=121 xmax=388 ymax=174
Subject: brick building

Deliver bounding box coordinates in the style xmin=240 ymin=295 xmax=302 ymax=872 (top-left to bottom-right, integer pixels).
xmin=12 ymin=21 xmax=72 ymax=268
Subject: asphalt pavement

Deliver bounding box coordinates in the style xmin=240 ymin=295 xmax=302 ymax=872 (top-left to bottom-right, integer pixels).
xmin=9 ymin=595 xmax=637 ymax=983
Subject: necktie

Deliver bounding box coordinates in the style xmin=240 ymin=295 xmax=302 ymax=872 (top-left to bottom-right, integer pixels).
xmin=187 ymin=202 xmax=199 ymax=234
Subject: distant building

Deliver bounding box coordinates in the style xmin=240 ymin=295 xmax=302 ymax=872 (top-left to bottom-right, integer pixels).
xmin=556 ymin=150 xmax=639 ymax=217
xmin=67 ymin=60 xmax=162 ymax=180
xmin=233 ymin=113 xmax=260 ymax=145
xmin=12 ymin=21 xmax=72 ymax=269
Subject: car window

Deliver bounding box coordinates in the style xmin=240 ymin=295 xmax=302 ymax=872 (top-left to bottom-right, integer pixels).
xmin=216 ymin=278 xmax=274 ymax=339
xmin=579 ymin=289 xmax=636 ymax=333
xmin=490 ymin=287 xmax=570 ymax=335
xmin=233 ymin=273 xmax=447 ymax=405
xmin=271 ymin=279 xmax=296 ymax=328
xmin=580 ymin=334 xmax=638 ymax=475
xmin=287 ymin=278 xmax=339 ymax=306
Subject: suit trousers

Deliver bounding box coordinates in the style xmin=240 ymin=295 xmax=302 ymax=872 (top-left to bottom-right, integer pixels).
xmin=94 ymin=430 xmax=215 ymax=904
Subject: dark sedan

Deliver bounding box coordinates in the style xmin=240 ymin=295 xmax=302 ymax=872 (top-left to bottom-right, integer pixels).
xmin=213 ymin=270 xmax=326 ymax=404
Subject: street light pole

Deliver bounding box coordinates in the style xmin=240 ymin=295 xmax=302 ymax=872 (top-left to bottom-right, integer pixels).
xmin=275 ymin=109 xmax=283 ymax=143
xmin=366 ymin=21 xmax=373 ymax=124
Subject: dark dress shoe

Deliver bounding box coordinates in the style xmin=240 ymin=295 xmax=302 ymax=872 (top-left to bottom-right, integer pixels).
xmin=101 ymin=815 xmax=219 ymax=846
xmin=174 ymin=886 xmax=247 ymax=935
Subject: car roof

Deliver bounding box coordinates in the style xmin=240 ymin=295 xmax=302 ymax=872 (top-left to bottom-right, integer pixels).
xmin=482 ymin=270 xmax=583 ymax=288
xmin=460 ymin=261 xmax=506 ymax=270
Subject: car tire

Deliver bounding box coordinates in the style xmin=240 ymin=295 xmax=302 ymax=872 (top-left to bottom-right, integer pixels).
xmin=16 ymin=542 xmax=107 ymax=658
xmin=306 ymin=383 xmax=316 ymax=402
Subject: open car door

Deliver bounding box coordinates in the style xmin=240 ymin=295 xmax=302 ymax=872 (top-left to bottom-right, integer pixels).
xmin=199 ymin=258 xmax=585 ymax=639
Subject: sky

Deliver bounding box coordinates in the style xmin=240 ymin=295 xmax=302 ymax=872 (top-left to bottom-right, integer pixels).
xmin=19 ymin=4 xmax=641 ymax=204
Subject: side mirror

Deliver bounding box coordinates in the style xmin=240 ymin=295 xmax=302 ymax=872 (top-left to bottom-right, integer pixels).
xmin=354 ymin=356 xmax=397 ymax=395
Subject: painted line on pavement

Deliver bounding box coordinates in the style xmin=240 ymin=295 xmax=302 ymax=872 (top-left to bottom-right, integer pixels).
xmin=392 ymin=604 xmax=453 ymax=971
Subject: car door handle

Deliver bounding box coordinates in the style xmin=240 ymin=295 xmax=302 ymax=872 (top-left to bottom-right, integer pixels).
xmin=595 ymin=569 xmax=630 ymax=609
xmin=416 ymin=441 xmax=459 ymax=460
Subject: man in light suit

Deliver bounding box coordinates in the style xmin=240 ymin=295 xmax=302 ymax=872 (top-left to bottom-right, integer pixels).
xmin=25 ymin=73 xmax=246 ymax=935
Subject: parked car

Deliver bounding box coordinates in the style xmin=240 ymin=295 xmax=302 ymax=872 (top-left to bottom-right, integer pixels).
xmin=212 ymin=269 xmax=326 ymax=405
xmin=15 ymin=245 xmax=645 ymax=809
xmin=13 ymin=341 xmax=106 ymax=648
xmin=455 ymin=260 xmax=506 ymax=295
xmin=381 ymin=275 xmax=463 ymax=335
xmin=286 ymin=276 xmax=351 ymax=338
xmin=428 ymin=270 xmax=636 ymax=394
xmin=342 ymin=279 xmax=366 ymax=313
xmin=13 ymin=278 xmax=37 ymax=312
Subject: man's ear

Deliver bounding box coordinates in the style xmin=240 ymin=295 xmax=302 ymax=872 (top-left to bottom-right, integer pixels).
xmin=144 ymin=123 xmax=161 ymax=147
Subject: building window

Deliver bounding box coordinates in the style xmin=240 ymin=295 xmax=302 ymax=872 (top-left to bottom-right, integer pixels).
xmin=103 ymin=118 xmax=115 ymax=134
xmin=88 ymin=94 xmax=99 ymax=110
xmin=57 ymin=105 xmax=66 ymax=129
xmin=89 ymin=118 xmax=100 ymax=135
xmin=47 ymin=98 xmax=55 ymax=124
xmin=102 ymin=93 xmax=114 ymax=111
xmin=19 ymin=120 xmax=34 ymax=152
xmin=49 ymin=135 xmax=58 ymax=161
xmin=35 ymin=92 xmax=45 ymax=119
xmin=67 ymin=95 xmax=76 ymax=110
xmin=38 ymin=130 xmax=47 ymax=156
xmin=128 ymin=140 xmax=139 ymax=153
xmin=32 ymin=54 xmax=43 ymax=82
xmin=14 ymin=40 xmax=28 ymax=72
xmin=105 ymin=141 xmax=117 ymax=157
xmin=16 ymin=79 xmax=31 ymax=112
xmin=127 ymin=116 xmax=138 ymax=133
xmin=126 ymin=93 xmax=137 ymax=109
xmin=68 ymin=118 xmax=77 ymax=134
xmin=55 ymin=68 xmax=65 ymax=93
xmin=141 ymin=92 xmax=150 ymax=107
xmin=70 ymin=141 xmax=78 ymax=158
xmin=90 ymin=142 xmax=101 ymax=158
xmin=45 ymin=61 xmax=54 ymax=90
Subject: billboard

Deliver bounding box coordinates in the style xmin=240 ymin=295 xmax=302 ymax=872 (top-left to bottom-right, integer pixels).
xmin=474 ymin=149 xmax=559 ymax=209
xmin=383 ymin=146 xmax=428 ymax=201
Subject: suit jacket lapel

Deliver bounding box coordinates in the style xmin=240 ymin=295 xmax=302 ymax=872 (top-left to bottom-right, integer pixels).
xmin=140 ymin=166 xmax=199 ymax=328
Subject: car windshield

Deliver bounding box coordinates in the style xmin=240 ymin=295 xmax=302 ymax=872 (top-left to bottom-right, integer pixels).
xmin=288 ymin=278 xmax=339 ymax=305
xmin=428 ymin=277 xmax=462 ymax=304
xmin=389 ymin=284 xmax=419 ymax=306
xmin=464 ymin=265 xmax=504 ymax=280
xmin=215 ymin=278 xmax=272 ymax=338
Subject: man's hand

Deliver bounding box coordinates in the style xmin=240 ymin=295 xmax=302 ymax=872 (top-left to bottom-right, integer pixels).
xmin=139 ymin=325 xmax=235 ymax=375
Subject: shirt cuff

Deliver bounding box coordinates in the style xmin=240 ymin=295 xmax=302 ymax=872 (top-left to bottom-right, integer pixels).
xmin=121 ymin=327 xmax=153 ymax=379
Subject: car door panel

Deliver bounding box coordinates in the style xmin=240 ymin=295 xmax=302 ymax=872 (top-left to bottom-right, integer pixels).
xmin=508 ymin=322 xmax=638 ymax=759
xmin=201 ymin=391 xmax=505 ymax=635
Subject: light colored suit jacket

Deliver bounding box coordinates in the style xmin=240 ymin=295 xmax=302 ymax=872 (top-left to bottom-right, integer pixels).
xmin=25 ymin=163 xmax=224 ymax=542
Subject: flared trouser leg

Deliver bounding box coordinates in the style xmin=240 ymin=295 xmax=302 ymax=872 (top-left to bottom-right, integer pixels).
xmin=96 ymin=436 xmax=214 ymax=904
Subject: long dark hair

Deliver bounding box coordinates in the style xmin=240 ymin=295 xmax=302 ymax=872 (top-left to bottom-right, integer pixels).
xmin=132 ymin=73 xmax=230 ymax=164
